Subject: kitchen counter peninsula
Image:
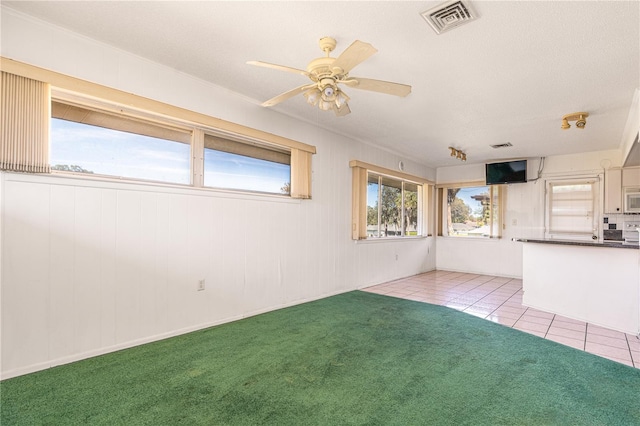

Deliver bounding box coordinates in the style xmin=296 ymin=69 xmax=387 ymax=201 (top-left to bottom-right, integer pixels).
xmin=515 ymin=238 xmax=638 ymax=249
xmin=517 ymin=238 xmax=639 ymax=335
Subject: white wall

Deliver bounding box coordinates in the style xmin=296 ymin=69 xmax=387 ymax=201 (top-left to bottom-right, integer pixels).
xmin=435 ymin=149 xmax=623 ymax=277
xmin=0 ymin=8 xmax=436 ymax=379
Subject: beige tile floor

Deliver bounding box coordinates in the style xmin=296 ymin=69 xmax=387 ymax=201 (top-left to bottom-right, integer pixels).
xmin=362 ymin=270 xmax=640 ymax=369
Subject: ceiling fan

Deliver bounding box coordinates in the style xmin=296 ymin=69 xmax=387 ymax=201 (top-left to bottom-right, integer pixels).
xmin=248 ymin=37 xmax=411 ymax=116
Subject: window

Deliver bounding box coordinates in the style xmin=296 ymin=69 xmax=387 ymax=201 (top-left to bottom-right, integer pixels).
xmin=3 ymin=67 xmax=316 ymax=197
xmin=545 ymin=178 xmax=600 ymax=240
xmin=367 ymin=173 xmax=420 ymax=237
xmin=440 ymin=184 xmax=502 ymax=238
xmin=51 ymin=101 xmax=192 ymax=184
xmin=48 ymin=93 xmax=311 ymax=197
xmin=350 ymin=160 xmax=430 ymax=240
xmin=203 ymin=133 xmax=291 ymax=195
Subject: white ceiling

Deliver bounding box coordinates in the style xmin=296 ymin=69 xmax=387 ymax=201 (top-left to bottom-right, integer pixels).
xmin=4 ymin=1 xmax=639 ymax=168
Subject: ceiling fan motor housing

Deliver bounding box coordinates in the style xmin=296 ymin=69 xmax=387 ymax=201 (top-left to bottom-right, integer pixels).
xmin=307 ymin=57 xmax=343 ymax=80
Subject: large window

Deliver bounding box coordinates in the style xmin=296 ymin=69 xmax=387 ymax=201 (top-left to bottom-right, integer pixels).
xmin=49 ymin=96 xmax=302 ymax=196
xmin=545 ymin=178 xmax=600 ymax=241
xmin=367 ymin=173 xmax=420 ymax=237
xmin=350 ymin=160 xmax=430 ymax=240
xmin=441 ymin=184 xmax=502 ymax=238
xmin=3 ymin=67 xmax=317 ymax=198
xmin=51 ymin=101 xmax=192 ymax=184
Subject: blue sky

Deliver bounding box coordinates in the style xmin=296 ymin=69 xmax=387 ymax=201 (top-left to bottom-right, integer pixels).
xmin=456 ymin=187 xmax=488 ymax=215
xmin=51 ymin=118 xmax=290 ymax=193
xmin=367 ymin=182 xmax=379 ymax=206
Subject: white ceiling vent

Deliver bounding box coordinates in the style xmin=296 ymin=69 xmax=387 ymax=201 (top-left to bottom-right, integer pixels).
xmin=420 ymin=0 xmax=478 ymax=35
xmin=490 ymin=142 xmax=513 ymax=149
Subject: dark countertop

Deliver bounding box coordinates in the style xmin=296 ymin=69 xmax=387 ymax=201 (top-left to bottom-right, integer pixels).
xmin=514 ymin=238 xmax=639 ymax=250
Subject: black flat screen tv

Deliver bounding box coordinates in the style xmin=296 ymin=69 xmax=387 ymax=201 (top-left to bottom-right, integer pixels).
xmin=485 ymin=160 xmax=527 ymax=185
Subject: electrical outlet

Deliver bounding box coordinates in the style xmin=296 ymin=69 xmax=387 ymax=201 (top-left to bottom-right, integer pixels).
xmin=395 ymin=254 xmax=399 ymax=261
xmin=197 ymin=279 xmax=205 ymax=291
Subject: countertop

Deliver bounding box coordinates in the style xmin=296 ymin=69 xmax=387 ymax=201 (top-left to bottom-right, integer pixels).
xmin=513 ymin=238 xmax=639 ymax=249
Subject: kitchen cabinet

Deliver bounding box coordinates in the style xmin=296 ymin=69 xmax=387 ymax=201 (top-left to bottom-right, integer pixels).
xmin=622 ymin=167 xmax=640 ymax=187
xmin=604 ymin=168 xmax=622 ymax=213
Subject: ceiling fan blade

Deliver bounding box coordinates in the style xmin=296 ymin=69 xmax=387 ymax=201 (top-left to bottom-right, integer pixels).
xmin=333 ymin=102 xmax=351 ymax=117
xmin=342 ymin=77 xmax=411 ymax=97
xmin=261 ymin=83 xmax=316 ymax=107
xmin=247 ymin=61 xmax=310 ymax=77
xmin=331 ymin=40 xmax=378 ymax=74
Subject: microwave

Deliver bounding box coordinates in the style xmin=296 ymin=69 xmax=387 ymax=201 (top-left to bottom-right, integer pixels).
xmin=624 ymin=187 xmax=640 ymax=213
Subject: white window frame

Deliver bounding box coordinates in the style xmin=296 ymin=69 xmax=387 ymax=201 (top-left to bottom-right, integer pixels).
xmin=366 ymin=172 xmax=423 ymax=238
xmin=544 ymin=175 xmax=602 ymax=241
xmin=50 ymin=97 xmax=194 ymax=186
xmin=50 ymin=91 xmax=298 ymax=197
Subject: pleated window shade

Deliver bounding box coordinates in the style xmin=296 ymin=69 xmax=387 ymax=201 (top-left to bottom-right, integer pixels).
xmin=52 ymin=101 xmax=192 ymax=144
xmin=290 ymin=148 xmax=312 ymax=199
xmin=204 ymin=133 xmax=290 ymax=165
xmin=1 ymin=72 xmax=50 ymax=173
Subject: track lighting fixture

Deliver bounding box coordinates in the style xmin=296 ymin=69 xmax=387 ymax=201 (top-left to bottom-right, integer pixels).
xmin=449 ymin=147 xmax=466 ymax=161
xmin=561 ymin=112 xmax=589 ymax=130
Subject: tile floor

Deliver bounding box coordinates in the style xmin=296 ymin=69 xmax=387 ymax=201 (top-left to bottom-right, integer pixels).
xmin=362 ymin=270 xmax=640 ymax=369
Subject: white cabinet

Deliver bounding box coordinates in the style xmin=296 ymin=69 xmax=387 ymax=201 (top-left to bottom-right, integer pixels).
xmin=605 ymin=168 xmax=622 ymax=213
xmin=622 ymin=167 xmax=640 ymax=187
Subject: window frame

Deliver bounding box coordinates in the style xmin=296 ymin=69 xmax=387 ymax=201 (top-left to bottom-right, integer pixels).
xmin=48 ymin=89 xmax=308 ymax=198
xmin=544 ymin=176 xmax=602 ymax=241
xmin=437 ymin=181 xmax=504 ymax=239
xmin=366 ymin=172 xmax=421 ymax=238
xmin=50 ymin=98 xmax=194 ymax=186
xmin=0 ymin=60 xmax=315 ymax=199
xmin=350 ymin=160 xmax=432 ymax=241
xmin=202 ymin=131 xmax=292 ymax=195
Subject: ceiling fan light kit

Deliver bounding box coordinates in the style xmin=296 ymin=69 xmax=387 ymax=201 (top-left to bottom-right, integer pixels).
xmin=561 ymin=112 xmax=589 ymax=130
xmin=248 ymin=36 xmax=411 ymax=116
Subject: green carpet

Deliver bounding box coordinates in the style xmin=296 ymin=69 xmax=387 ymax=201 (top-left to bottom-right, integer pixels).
xmin=2 ymin=291 xmax=639 ymax=425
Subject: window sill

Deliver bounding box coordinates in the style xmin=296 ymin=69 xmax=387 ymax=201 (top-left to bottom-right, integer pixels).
xmin=3 ymin=171 xmax=300 ymax=204
xmin=436 ymin=236 xmax=502 ymax=242
xmin=354 ymin=235 xmax=431 ymax=244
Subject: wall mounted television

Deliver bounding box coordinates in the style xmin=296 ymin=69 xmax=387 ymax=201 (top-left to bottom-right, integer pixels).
xmin=485 ymin=159 xmax=527 ymax=185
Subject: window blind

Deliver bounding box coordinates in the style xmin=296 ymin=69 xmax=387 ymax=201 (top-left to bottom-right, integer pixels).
xmin=1 ymin=72 xmax=50 ymax=173
xmin=204 ymin=133 xmax=290 ymax=165
xmin=290 ymin=148 xmax=312 ymax=199
xmin=52 ymin=101 xmax=192 ymax=144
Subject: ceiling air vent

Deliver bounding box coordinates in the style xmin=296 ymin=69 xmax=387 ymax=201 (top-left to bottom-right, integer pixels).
xmin=490 ymin=142 xmax=513 ymax=149
xmin=420 ymin=0 xmax=478 ymax=35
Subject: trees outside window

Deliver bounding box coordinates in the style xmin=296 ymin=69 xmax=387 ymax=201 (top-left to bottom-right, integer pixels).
xmin=445 ymin=185 xmax=501 ymax=238
xmin=367 ymin=173 xmax=420 ymax=238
